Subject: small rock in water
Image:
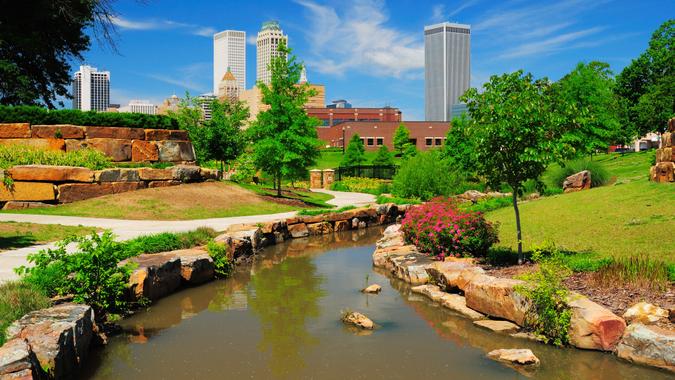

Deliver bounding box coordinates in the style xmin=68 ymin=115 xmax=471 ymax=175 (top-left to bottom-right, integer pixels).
xmin=488 ymin=349 xmax=540 ymax=366
xmin=362 ymin=284 xmax=382 ymax=294
xmin=623 ymin=302 xmax=669 ymax=325
xmin=342 ymin=311 xmax=375 ymax=330
xmin=473 ymin=319 xmax=520 ymax=334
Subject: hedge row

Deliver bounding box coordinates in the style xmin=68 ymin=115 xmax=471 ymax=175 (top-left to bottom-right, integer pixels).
xmin=0 ymin=105 xmax=180 ymax=130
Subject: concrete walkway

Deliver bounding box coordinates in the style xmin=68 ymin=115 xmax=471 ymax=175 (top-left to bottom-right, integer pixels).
xmin=0 ymin=190 xmax=375 ymax=282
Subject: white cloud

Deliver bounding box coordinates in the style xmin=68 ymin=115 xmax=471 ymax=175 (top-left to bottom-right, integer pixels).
xmin=431 ymin=1 xmax=479 ymax=23
xmin=294 ymin=0 xmax=424 ymax=78
xmin=431 ymin=4 xmax=446 ymax=23
xmin=111 ymin=16 xmax=216 ymax=38
xmin=246 ymin=35 xmax=257 ymax=45
xmin=499 ymin=27 xmax=605 ymax=58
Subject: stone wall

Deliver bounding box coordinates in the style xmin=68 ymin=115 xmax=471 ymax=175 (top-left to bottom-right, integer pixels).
xmin=650 ymin=118 xmax=675 ymax=183
xmin=0 ymin=123 xmax=196 ymax=163
xmin=0 ymin=165 xmax=219 ymax=206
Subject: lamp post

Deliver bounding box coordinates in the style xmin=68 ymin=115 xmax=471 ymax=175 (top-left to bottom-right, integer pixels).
xmin=342 ymin=127 xmax=346 ymax=154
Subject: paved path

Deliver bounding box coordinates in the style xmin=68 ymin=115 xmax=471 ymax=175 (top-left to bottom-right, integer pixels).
xmin=0 ymin=190 xmax=375 ymax=282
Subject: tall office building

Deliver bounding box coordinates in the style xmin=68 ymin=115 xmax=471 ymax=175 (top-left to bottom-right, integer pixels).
xmin=424 ymin=22 xmax=470 ymax=121
xmin=213 ymin=30 xmax=246 ymax=95
xmin=72 ymin=65 xmax=110 ymax=111
xmin=256 ymin=21 xmax=288 ymax=85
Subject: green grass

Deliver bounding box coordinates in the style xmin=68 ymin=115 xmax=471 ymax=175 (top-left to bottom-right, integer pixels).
xmin=0 ymin=281 xmax=51 ymax=346
xmin=375 ymin=194 xmax=421 ymax=205
xmin=314 ymin=150 xmax=402 ymax=170
xmin=487 ymin=151 xmax=674 ymax=263
xmin=0 ymin=222 xmax=97 ymax=251
xmin=297 ymin=205 xmax=356 ymax=216
xmin=122 ymin=228 xmax=218 ymax=258
xmin=235 ymin=182 xmax=335 ymax=208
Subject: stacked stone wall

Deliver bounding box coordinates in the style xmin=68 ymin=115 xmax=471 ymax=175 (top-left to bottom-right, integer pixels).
xmin=650 ymin=118 xmax=675 ymax=183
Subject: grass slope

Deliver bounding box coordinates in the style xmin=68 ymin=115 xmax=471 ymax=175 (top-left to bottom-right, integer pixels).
xmin=314 ymin=150 xmax=401 ymax=170
xmin=0 ymin=222 xmax=96 ymax=251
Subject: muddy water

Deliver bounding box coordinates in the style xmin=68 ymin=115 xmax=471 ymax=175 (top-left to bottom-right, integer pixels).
xmin=80 ymin=227 xmax=671 ymax=379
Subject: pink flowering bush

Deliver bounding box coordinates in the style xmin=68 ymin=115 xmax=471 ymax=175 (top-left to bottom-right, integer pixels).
xmin=401 ymin=197 xmax=499 ymax=259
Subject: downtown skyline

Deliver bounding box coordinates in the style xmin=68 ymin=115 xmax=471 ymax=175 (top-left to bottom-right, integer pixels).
xmin=78 ymin=0 xmax=673 ymax=120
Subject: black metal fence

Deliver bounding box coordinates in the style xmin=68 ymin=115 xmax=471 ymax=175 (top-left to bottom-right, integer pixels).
xmin=335 ymin=165 xmax=398 ymax=180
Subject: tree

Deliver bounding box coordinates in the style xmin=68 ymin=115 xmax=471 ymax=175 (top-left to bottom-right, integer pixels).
xmin=248 ymin=41 xmax=320 ymax=196
xmin=615 ymin=20 xmax=674 ymax=135
xmin=341 ymin=133 xmax=366 ymax=167
xmin=461 ymin=71 xmax=570 ymax=263
xmin=402 ymin=143 xmax=418 ymax=160
xmin=201 ymin=98 xmax=248 ymax=171
xmin=443 ymin=114 xmax=476 ymax=175
xmin=371 ymin=145 xmax=394 ymax=166
xmin=393 ymin=123 xmax=411 ymax=155
xmin=553 ymin=61 xmax=626 ymax=155
xmin=0 ymin=1 xmax=118 ymax=108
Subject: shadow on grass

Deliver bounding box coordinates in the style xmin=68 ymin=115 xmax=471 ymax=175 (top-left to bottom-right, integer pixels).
xmin=485 ymin=247 xmax=606 ymax=272
xmin=0 ymin=235 xmax=38 ymax=251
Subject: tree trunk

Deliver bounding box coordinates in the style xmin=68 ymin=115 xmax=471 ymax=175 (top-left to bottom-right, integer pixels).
xmin=277 ymin=174 xmax=282 ymax=197
xmin=511 ymin=190 xmax=523 ymax=264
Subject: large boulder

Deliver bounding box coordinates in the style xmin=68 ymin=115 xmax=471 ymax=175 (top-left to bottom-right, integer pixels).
xmin=67 ymin=138 xmax=132 ymax=162
xmin=563 ymin=170 xmax=592 ymax=193
xmin=144 ymin=129 xmax=189 ymax=141
xmin=616 ymin=323 xmax=675 ymax=372
xmin=156 ymin=141 xmax=195 ymax=162
xmin=169 ymin=249 xmax=214 ymax=285
xmin=567 ymin=293 xmax=626 ymax=351
xmin=307 ymin=222 xmax=334 ymax=236
xmin=171 ymin=165 xmax=201 ymax=182
xmin=138 ymin=168 xmax=173 ymax=181
xmin=85 ymin=126 xmax=145 ymax=140
xmin=623 ymin=302 xmax=669 ymax=325
xmin=288 ymin=223 xmax=309 ymax=238
xmin=463 ymin=275 xmax=529 ymax=326
xmin=411 ymin=284 xmax=484 ymax=320
xmin=0 ymin=182 xmax=56 ymax=202
xmin=6 ymin=304 xmax=95 ymax=379
xmin=425 ymin=260 xmax=485 ymax=291
xmin=31 ymin=125 xmax=85 ymax=139
xmin=0 ymin=123 xmax=31 ymax=138
xmin=94 ymin=168 xmax=140 ymax=182
xmin=0 ymin=338 xmax=45 ymax=380
xmin=121 ymin=253 xmax=182 ymax=301
xmin=372 ymin=244 xmax=418 ymax=270
xmin=389 ymin=253 xmax=434 ymax=285
xmin=7 ymin=165 xmax=94 ymax=183
xmin=131 ymin=140 xmax=159 ymax=162
xmin=57 ymin=182 xmax=145 ymax=203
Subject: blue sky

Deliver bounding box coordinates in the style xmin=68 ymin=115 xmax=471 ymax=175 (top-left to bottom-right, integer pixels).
xmin=80 ymin=0 xmax=674 ymax=120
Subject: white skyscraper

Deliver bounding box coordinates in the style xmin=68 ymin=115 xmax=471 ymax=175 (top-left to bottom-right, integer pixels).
xmin=424 ymin=22 xmax=471 ymax=121
xmin=72 ymin=65 xmax=110 ymax=111
xmin=213 ymin=30 xmax=246 ymax=95
xmin=256 ymin=21 xmax=288 ymax=85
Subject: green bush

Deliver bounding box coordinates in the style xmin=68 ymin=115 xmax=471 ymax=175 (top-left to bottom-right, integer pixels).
xmin=0 ymin=144 xmax=112 ymax=170
xmin=122 ymin=228 xmax=217 ymax=258
xmin=375 ymin=194 xmax=421 ymax=205
xmin=516 ymin=244 xmax=572 ymax=346
xmin=17 ymin=231 xmax=133 ymax=319
xmin=0 ymin=281 xmax=50 ymax=346
xmin=330 ymin=177 xmax=391 ymax=195
xmin=548 ymin=158 xmax=610 ymax=189
xmin=206 ymin=241 xmax=233 ymax=278
xmin=0 ymin=105 xmax=179 ymax=129
xmin=463 ymin=197 xmax=512 ymax=213
xmin=392 ymin=150 xmax=465 ymax=201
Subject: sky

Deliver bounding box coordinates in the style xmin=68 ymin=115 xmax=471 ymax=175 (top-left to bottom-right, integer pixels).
xmin=79 ymin=0 xmax=674 ymax=120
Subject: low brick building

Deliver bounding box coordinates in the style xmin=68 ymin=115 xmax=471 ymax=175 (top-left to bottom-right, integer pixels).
xmin=317 ymin=121 xmax=451 ymax=151
xmin=307 ymin=106 xmax=402 ymax=127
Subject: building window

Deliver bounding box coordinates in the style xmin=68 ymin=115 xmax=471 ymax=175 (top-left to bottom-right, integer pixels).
xmin=435 ymin=138 xmax=443 ymax=146
xmin=360 ymin=138 xmax=366 ymax=146
xmin=425 ymin=138 xmax=433 ymax=146
xmin=376 ymin=137 xmax=384 ymax=146
xmin=367 ymin=137 xmax=374 ymax=146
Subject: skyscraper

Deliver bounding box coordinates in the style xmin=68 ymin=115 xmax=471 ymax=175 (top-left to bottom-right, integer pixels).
xmin=72 ymin=65 xmax=110 ymax=111
xmin=256 ymin=21 xmax=288 ymax=85
xmin=213 ymin=30 xmax=246 ymax=95
xmin=424 ymin=22 xmax=470 ymax=121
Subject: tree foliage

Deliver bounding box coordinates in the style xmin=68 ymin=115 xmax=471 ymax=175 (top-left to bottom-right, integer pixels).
xmin=341 ymin=133 xmax=366 ymax=167
xmin=615 ymin=20 xmax=674 ymax=135
xmin=393 ymin=123 xmax=411 ymax=155
xmin=443 ymin=114 xmax=476 ymax=175
xmin=248 ymin=41 xmax=320 ymax=196
xmin=371 ymin=145 xmax=394 ymax=166
xmin=196 ymin=98 xmax=248 ymax=169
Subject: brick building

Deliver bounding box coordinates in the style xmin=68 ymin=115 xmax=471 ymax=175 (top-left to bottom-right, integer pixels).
xmin=317 ymin=121 xmax=451 ymax=151
xmin=307 ymin=106 xmax=402 ymax=127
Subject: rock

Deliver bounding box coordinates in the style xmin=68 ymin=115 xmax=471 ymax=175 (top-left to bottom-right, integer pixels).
xmin=670 ymin=308 xmax=675 ymax=323
xmin=200 ymin=168 xmax=220 ymax=181
xmin=334 ymin=220 xmax=350 ymax=231
xmin=0 ymin=123 xmax=32 ymax=138
xmin=6 ymin=304 xmax=95 ymax=379
xmin=2 ymin=201 xmax=54 ymax=210
xmin=457 ymin=190 xmax=487 ymax=202
xmin=138 ymin=168 xmax=173 ymax=181
xmin=57 ymin=182 xmax=145 ymax=203
xmin=341 ymin=311 xmax=374 ymax=330
xmin=223 ymin=225 xmax=264 ymax=251
xmin=623 ymin=302 xmax=669 ymax=325
xmin=487 ymin=349 xmax=540 ymax=366
xmin=156 ymin=141 xmax=196 ymax=162
xmin=425 ymin=261 xmax=485 ymax=291
xmin=464 ymin=275 xmax=529 ymax=326
xmin=563 ymin=170 xmax=592 ymax=193
xmin=389 ymin=253 xmax=433 ymax=285
xmin=0 ymin=182 xmax=56 ymax=202
xmin=171 ymin=165 xmax=201 ymax=182
xmin=656 ymin=147 xmax=673 ymax=163
xmin=131 ymin=140 xmax=159 ymax=162
xmin=7 ymin=165 xmax=94 ymax=183
xmin=616 ymin=323 xmax=675 ymax=372
xmin=144 ymin=129 xmax=189 ymax=141
xmin=474 ymin=320 xmax=520 ymax=334
xmin=171 ymin=249 xmax=214 ymax=285
xmin=567 ymin=293 xmax=626 ymax=351
xmin=307 ymin=222 xmax=334 ymax=235
xmin=67 ymin=138 xmax=132 ymax=161
xmin=362 ymin=284 xmax=382 ymax=294
xmin=351 ymin=218 xmax=359 ymax=229
xmin=439 ymin=294 xmax=485 ymax=320
xmin=0 ymin=338 xmax=45 ymax=380
xmin=0 ymin=138 xmax=65 ymax=151
xmin=85 ymin=126 xmax=145 ymax=140
xmin=372 ymin=244 xmax=419 ymax=270
xmin=358 ymin=221 xmax=367 ymax=229
xmin=120 ymin=253 xmax=182 ymax=301
xmin=147 ymin=180 xmax=181 ymax=188
xmin=411 ymin=284 xmax=447 ymax=302
xmin=31 ymin=125 xmax=85 ymax=139
xmin=95 ymin=168 xmax=140 ymax=182
xmin=288 ymin=223 xmax=309 ymax=238
xmin=651 ymin=162 xmax=674 ymax=183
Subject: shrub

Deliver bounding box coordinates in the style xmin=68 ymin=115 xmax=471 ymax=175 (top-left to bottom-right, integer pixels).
xmin=548 ymin=158 xmax=610 ymax=189
xmin=0 ymin=281 xmax=50 ymax=346
xmin=516 ymin=244 xmax=572 ymax=346
xmin=206 ymin=241 xmax=233 ymax=277
xmin=330 ymin=177 xmax=391 ymax=195
xmin=17 ymin=231 xmax=133 ymax=319
xmin=392 ymin=150 xmax=465 ymax=201
xmin=401 ymin=197 xmax=499 ymax=259
xmin=0 ymin=144 xmax=111 ymax=170
xmin=375 ymin=194 xmax=421 ymax=205
xmin=230 ymin=153 xmax=257 ymax=183
xmin=592 ymin=255 xmax=671 ymax=291
xmin=122 ymin=228 xmax=217 ymax=258
xmin=463 ymin=196 xmax=512 ymax=213
xmin=371 ymin=145 xmax=394 ymax=166
xmin=0 ymin=105 xmax=179 ymax=129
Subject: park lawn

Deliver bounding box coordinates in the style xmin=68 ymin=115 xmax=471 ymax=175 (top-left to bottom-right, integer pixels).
xmin=0 ymin=222 xmax=97 ymax=251
xmin=3 ymin=182 xmax=333 ymax=220
xmin=235 ymin=182 xmax=335 ymax=208
xmin=314 ymin=150 xmax=401 ymax=169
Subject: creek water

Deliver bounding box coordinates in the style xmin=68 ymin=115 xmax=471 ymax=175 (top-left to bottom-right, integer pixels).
xmin=80 ymin=227 xmax=670 ymax=379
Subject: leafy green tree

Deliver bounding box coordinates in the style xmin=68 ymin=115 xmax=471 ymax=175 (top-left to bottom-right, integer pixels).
xmin=0 ymin=1 xmax=117 ymax=108
xmin=199 ymin=98 xmax=248 ymax=171
xmin=615 ymin=20 xmax=674 ymax=135
xmin=402 ymin=143 xmax=418 ymax=160
xmin=248 ymin=41 xmax=320 ymax=196
xmin=393 ymin=123 xmax=411 ymax=155
xmin=461 ymin=70 xmax=570 ymax=263
xmin=371 ymin=145 xmax=394 ymax=166
xmin=554 ymin=62 xmax=626 ymax=155
xmin=443 ymin=114 xmax=476 ymax=175
xmin=341 ymin=133 xmax=366 ymax=167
